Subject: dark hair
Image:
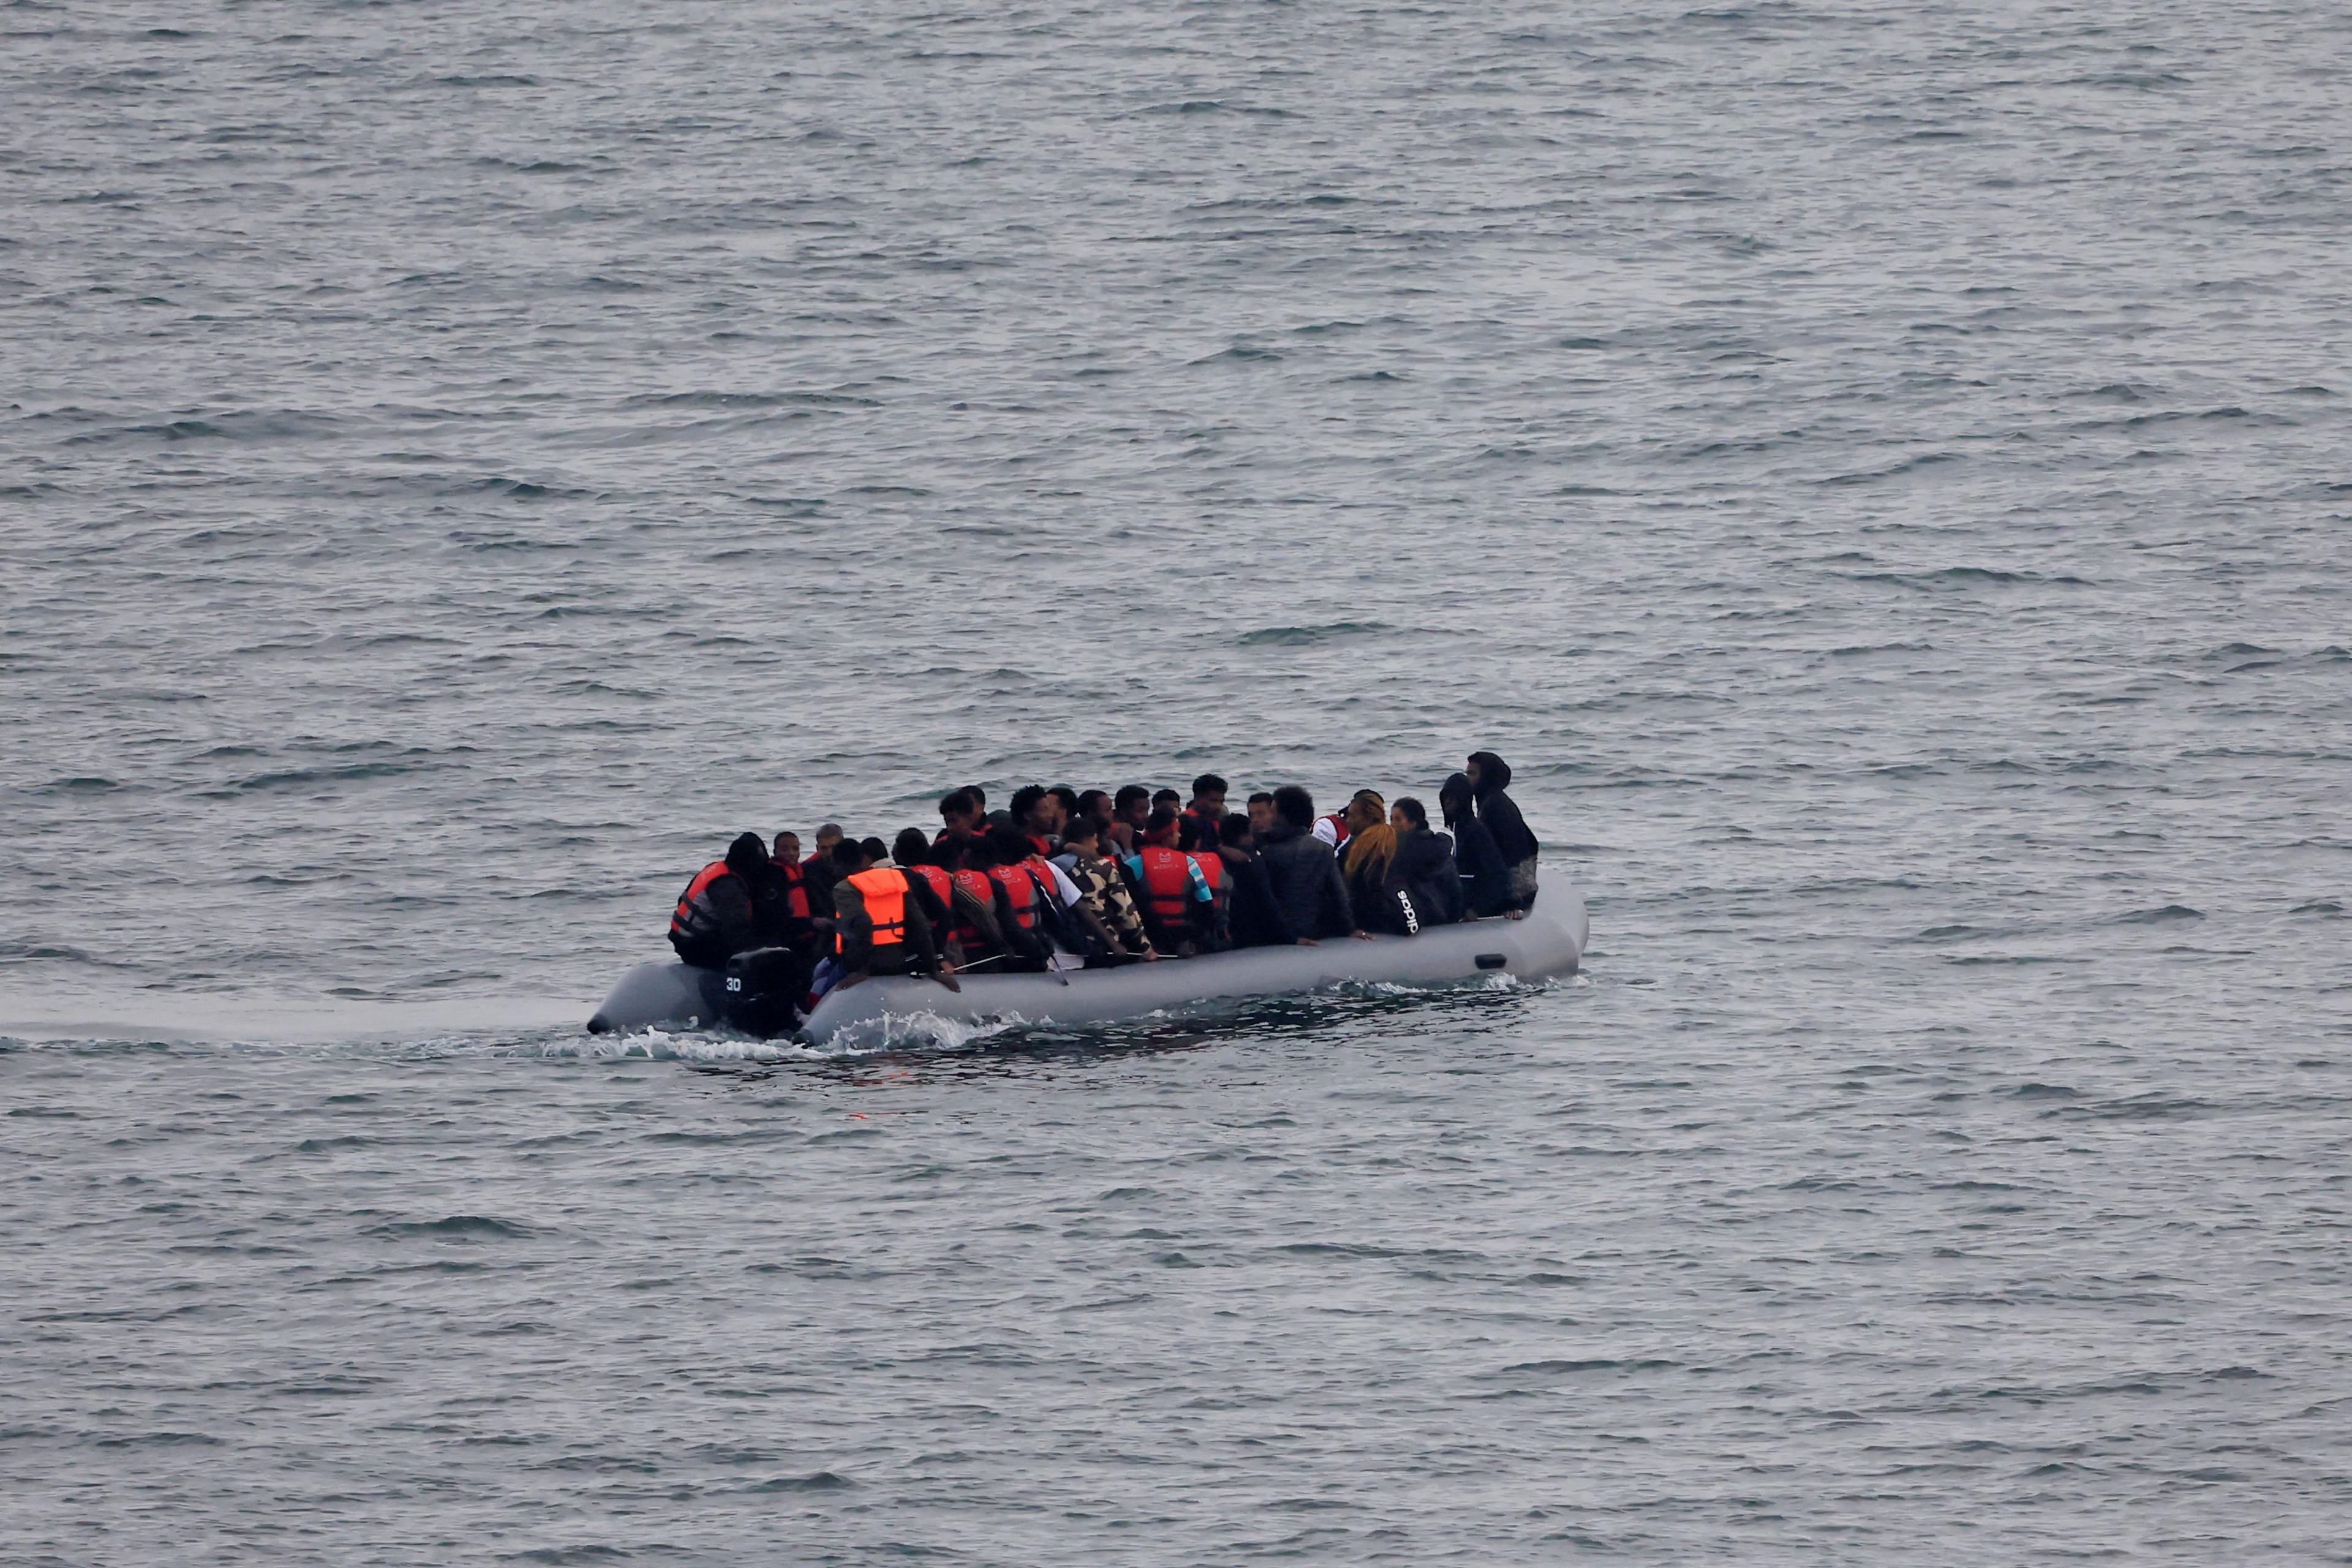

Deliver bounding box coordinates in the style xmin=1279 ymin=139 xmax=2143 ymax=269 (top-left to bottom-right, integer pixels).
xmin=1048 ymin=786 xmax=1080 ymax=816
xmin=1079 ymin=789 xmax=1111 ymax=817
xmin=859 ymin=836 xmax=888 ymax=864
xmin=963 ymin=785 xmax=987 ymax=809
xmin=1145 ymin=804 xmax=1180 ymax=837
xmin=1063 ymin=813 xmax=1104 ymax=847
xmin=1393 ymin=797 xmax=1428 ymax=829
xmin=892 ymin=827 xmax=932 ymax=867
xmin=1467 ymin=751 xmax=1513 ymax=791
xmin=830 ymin=838 xmax=866 ymax=869
xmin=987 ymin=824 xmax=1035 ymax=864
xmin=1191 ymin=773 xmax=1227 ymax=797
xmin=1219 ymin=812 xmax=1254 ymax=847
xmin=933 ymin=834 xmax=967 ymax=870
xmin=938 ymin=789 xmax=973 ymax=818
xmin=815 ymin=822 xmax=843 ymax=843
xmin=726 ymin=832 xmax=769 ymax=875
xmin=772 ymin=831 xmax=797 ymax=856
xmin=1152 ymin=788 xmax=1180 ymax=808
xmin=1247 ymin=791 xmax=1273 ymax=808
xmin=1009 ymin=784 xmax=1047 ymax=826
xmin=1177 ymin=813 xmax=1204 ymax=851
xmin=1272 ymin=785 xmax=1314 ymax=828
xmin=1114 ymin=785 xmax=1150 ymax=810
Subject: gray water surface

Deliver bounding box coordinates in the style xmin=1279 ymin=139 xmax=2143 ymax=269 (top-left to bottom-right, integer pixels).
xmin=5 ymin=1 xmax=2350 ymax=1561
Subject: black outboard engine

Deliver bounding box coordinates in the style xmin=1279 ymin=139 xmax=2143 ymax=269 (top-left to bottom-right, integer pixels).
xmin=722 ymin=947 xmax=810 ymax=1038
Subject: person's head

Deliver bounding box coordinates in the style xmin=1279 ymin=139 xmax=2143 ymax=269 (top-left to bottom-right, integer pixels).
xmin=1144 ymin=804 xmax=1182 ymax=847
xmin=933 ymin=834 xmax=967 ymax=872
xmin=814 ymin=823 xmax=843 ymax=851
xmin=1177 ymin=812 xmax=1205 ymax=853
xmin=773 ymin=831 xmax=799 ymax=863
xmin=831 ymin=837 xmax=869 ymax=872
xmin=1439 ymin=772 xmax=1475 ymax=826
xmin=1062 ymin=814 xmax=1104 ymax=855
xmin=892 ymin=827 xmax=931 ymax=868
xmin=987 ymin=824 xmax=1035 ymax=866
xmin=1009 ymin=784 xmax=1048 ymax=834
xmin=1344 ymin=789 xmax=1386 ymax=834
xmin=1272 ymin=785 xmax=1314 ymax=829
xmin=1466 ymin=751 xmax=1512 ymax=793
xmin=1114 ymin=785 xmax=1152 ymax=828
xmin=1047 ymin=786 xmax=1080 ymax=831
xmin=1219 ymin=812 xmax=1254 ymax=850
xmin=859 ymin=836 xmax=888 ymax=866
xmin=1343 ymin=815 xmax=1398 ymax=879
xmin=1152 ymin=788 xmax=1181 ymax=813
xmin=1188 ymin=772 xmax=1228 ymax=816
xmin=938 ymin=789 xmax=977 ymax=832
xmin=725 ymin=832 xmax=769 ymax=876
xmin=1078 ymin=788 xmax=1112 ymax=821
xmin=962 ymin=785 xmax=988 ymax=812
xmin=1392 ymin=797 xmax=1429 ymax=832
xmin=1247 ymin=791 xmax=1275 ymax=832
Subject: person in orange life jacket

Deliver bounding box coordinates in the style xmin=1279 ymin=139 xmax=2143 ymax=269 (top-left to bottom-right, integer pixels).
xmin=774 ymin=831 xmax=801 ymax=868
xmin=1011 ymin=784 xmax=1059 ymax=856
xmin=1053 ymin=815 xmax=1160 ymax=959
xmin=1213 ymin=812 xmax=1298 ymax=949
xmin=821 ymin=838 xmax=957 ymax=997
xmin=935 ymin=789 xmax=981 ymax=844
xmin=948 ymin=834 xmax=1044 ymax=970
xmin=990 ymin=823 xmax=1117 ymax=961
xmin=1182 ymin=773 xmax=1228 ymax=839
xmin=668 ymin=832 xmax=771 ymax=969
xmin=918 ymin=831 xmax=1014 ymax=969
xmin=747 ymin=831 xmax=818 ymax=951
xmin=1258 ymin=786 xmax=1367 ymax=941
xmin=1126 ymin=805 xmax=1216 ymax=954
xmin=961 ymin=785 xmax=989 ymax=820
xmin=1107 ymin=785 xmax=1152 ymax=855
xmin=1176 ymin=812 xmax=1232 ymax=952
xmin=969 ymin=826 xmax=1074 ymax=968
xmin=1246 ymin=791 xmax=1276 ymax=835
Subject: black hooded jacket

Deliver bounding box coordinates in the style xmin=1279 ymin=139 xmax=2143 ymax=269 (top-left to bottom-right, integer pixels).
xmin=1256 ymin=823 xmax=1355 ymax=939
xmin=1387 ymin=826 xmax=1463 ymax=929
xmin=1468 ymin=751 xmax=1539 ymax=910
xmin=1217 ymin=845 xmax=1297 ymax=948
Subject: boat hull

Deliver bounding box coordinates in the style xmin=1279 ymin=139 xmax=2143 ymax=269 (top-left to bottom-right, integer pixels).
xmin=586 ymin=886 xmax=1586 ymax=1044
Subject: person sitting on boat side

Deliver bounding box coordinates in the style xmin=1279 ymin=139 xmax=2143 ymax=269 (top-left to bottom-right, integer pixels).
xmin=936 ymin=788 xmax=981 ymax=844
xmin=1260 ymin=786 xmax=1366 ymax=942
xmin=938 ymin=833 xmax=1026 ymax=971
xmin=978 ymin=824 xmax=1089 ymax=968
xmin=893 ymin=828 xmax=1000 ymax=968
xmin=822 ymin=838 xmax=957 ymax=997
xmin=1055 ymin=815 xmax=1160 ymax=960
xmin=752 ymin=832 xmax=820 ymax=953
xmin=1338 ymin=792 xmax=1412 ymax=935
xmin=1466 ymin=750 xmax=1539 ymax=913
xmin=1108 ymin=785 xmax=1152 ymax=855
xmin=1211 ymin=812 xmax=1296 ymax=948
xmin=1127 ymin=805 xmax=1216 ymax=955
xmin=1182 ymin=773 xmax=1228 ymax=840
xmin=1177 ymin=812 xmax=1232 ymax=952
xmin=668 ymin=832 xmax=769 ymax=969
xmin=1441 ymin=772 xmax=1515 ymax=919
xmin=1387 ymin=797 xmax=1464 ymax=929
xmin=1246 ymin=791 xmax=1276 ymax=835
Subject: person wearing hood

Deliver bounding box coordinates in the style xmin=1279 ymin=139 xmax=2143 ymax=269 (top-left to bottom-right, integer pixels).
xmin=1213 ymin=812 xmax=1297 ymax=949
xmin=668 ymin=832 xmax=769 ymax=969
xmin=1386 ymin=798 xmax=1463 ymax=929
xmin=1466 ymin=750 xmax=1540 ymax=911
xmin=1440 ymin=773 xmax=1511 ymax=918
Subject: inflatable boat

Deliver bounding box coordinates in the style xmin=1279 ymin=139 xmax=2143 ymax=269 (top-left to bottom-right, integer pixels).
xmin=586 ymin=884 xmax=1587 ymax=1046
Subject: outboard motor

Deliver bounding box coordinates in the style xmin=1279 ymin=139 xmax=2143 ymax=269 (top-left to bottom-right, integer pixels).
xmin=722 ymin=946 xmax=810 ymax=1038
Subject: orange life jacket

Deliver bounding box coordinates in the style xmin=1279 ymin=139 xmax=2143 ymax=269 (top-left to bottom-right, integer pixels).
xmin=989 ymin=864 xmax=1040 ymax=930
xmin=1137 ymin=845 xmax=1197 ymax=933
xmin=949 ymin=869 xmax=996 ymax=951
xmin=835 ymin=867 xmax=908 ymax=956
xmin=777 ymin=857 xmax=811 ymax=922
xmin=669 ymin=860 xmax=734 ymax=941
xmin=1188 ymin=850 xmax=1224 ymax=895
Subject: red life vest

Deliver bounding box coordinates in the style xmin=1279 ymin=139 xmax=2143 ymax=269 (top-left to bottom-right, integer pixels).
xmin=908 ymin=864 xmax=952 ymax=908
xmin=669 ymin=860 xmax=734 ymax=941
xmin=1319 ymin=812 xmax=1351 ymax=850
xmin=1027 ymin=831 xmax=1054 ymax=857
xmin=988 ymin=864 xmax=1039 ymax=930
xmin=944 ymin=868 xmax=993 ymax=952
xmin=1188 ymin=850 xmax=1224 ymax=895
xmin=835 ymin=867 xmax=909 ymax=956
xmin=777 ymin=857 xmax=811 ymax=922
xmin=1137 ymin=845 xmax=1197 ymax=933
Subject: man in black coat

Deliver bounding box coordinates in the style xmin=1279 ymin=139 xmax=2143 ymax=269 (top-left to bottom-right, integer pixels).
xmin=1466 ymin=750 xmax=1540 ymax=912
xmin=1255 ymin=786 xmax=1362 ymax=941
xmin=1213 ymin=813 xmax=1297 ymax=948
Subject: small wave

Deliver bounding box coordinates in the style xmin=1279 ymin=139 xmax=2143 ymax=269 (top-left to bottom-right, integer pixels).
xmin=2109 ymin=904 xmax=2203 ymax=924
xmin=1237 ymin=620 xmax=1389 ymax=647
xmin=365 ymin=1215 xmax=540 ymax=1242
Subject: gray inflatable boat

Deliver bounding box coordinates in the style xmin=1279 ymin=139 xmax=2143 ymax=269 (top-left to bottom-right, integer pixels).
xmin=586 ymin=886 xmax=1586 ymax=1046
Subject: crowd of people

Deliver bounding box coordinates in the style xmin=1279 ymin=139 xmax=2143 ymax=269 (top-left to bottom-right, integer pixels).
xmin=665 ymin=751 xmax=1542 ymax=1033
